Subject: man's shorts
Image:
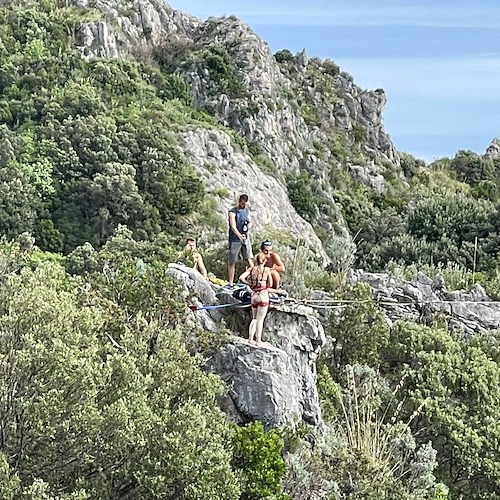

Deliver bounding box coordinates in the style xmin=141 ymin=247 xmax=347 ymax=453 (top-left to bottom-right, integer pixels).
xmin=228 ymin=238 xmax=253 ymax=265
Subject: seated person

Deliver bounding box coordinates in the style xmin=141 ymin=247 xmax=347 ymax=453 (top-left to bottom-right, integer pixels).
xmin=261 ymin=240 xmax=285 ymax=288
xmin=181 ymin=237 xmax=207 ymax=278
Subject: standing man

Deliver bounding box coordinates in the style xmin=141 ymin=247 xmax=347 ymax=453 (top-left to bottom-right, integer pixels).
xmin=261 ymin=240 xmax=285 ymax=288
xmin=227 ymin=194 xmax=254 ymax=288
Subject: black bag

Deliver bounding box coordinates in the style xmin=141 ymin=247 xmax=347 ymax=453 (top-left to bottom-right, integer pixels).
xmin=232 ymin=289 xmax=251 ymax=303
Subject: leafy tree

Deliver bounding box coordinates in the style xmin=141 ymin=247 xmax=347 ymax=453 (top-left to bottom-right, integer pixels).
xmin=400 ymin=151 xmax=426 ymax=178
xmin=382 ymin=322 xmax=500 ymax=499
xmin=324 ymin=283 xmax=390 ymax=376
xmin=232 ymin=421 xmax=288 ymax=500
xmin=286 ymin=172 xmax=317 ymax=222
xmin=201 ymin=45 xmax=245 ymax=95
xmin=406 ymin=193 xmax=494 ymax=269
xmin=0 ymin=4 xmax=207 ymax=252
xmin=274 ymin=49 xmax=294 ymax=64
xmin=0 ymin=126 xmax=40 ymax=238
xmin=0 ymin=247 xmax=241 ymax=499
xmin=451 ymin=150 xmax=495 ymax=187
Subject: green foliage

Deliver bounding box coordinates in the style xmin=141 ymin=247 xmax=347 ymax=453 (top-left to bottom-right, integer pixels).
xmin=322 ymin=58 xmax=340 ymax=77
xmin=382 ymin=321 xmax=500 ymax=499
xmin=400 ymin=151 xmax=426 ymax=178
xmin=271 ymin=240 xmax=325 ymax=298
xmin=274 ymin=49 xmax=294 ymax=64
xmin=356 ymin=190 xmax=500 ymax=274
xmin=0 ymin=453 xmax=20 ymax=500
xmin=451 ymin=149 xmax=496 ymax=187
xmin=194 ymin=44 xmax=245 ymax=96
xmin=325 ymin=283 xmax=390 ymax=375
xmin=232 ymin=421 xmax=288 ymax=500
xmin=3 ymin=4 xmax=500 ymax=499
xmin=286 ymin=172 xmax=317 ymax=222
xmin=0 ymin=244 xmax=241 ymax=499
xmin=194 ymin=321 xmax=232 ymax=355
xmin=288 ymin=366 xmax=442 ymax=499
xmin=0 ymin=4 xmax=209 ymax=253
xmin=336 ymin=365 xmax=438 ymax=498
xmin=159 ymin=73 xmax=193 ymax=105
xmin=316 ymin=363 xmax=341 ymax=420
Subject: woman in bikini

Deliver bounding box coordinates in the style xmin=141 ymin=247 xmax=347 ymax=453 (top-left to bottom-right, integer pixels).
xmin=239 ymin=252 xmax=273 ymax=346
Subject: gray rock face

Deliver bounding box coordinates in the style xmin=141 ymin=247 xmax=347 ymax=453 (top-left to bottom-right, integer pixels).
xmin=353 ymin=270 xmax=500 ymax=335
xmin=181 ymin=128 xmax=330 ymax=263
xmin=71 ymin=0 xmax=402 ymax=260
xmin=78 ymin=20 xmax=119 ymax=58
xmin=348 ymin=162 xmax=386 ymax=192
xmin=484 ymin=137 xmax=500 ymax=159
xmin=166 ymin=263 xmax=221 ymax=332
xmin=75 ymin=0 xmax=199 ymax=58
xmin=168 ymin=263 xmax=325 ymax=429
xmin=209 ymin=303 xmax=325 ymax=429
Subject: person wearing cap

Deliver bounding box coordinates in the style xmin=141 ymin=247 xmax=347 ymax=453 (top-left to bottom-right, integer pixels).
xmin=227 ymin=194 xmax=254 ymax=287
xmin=261 ymin=240 xmax=285 ymax=288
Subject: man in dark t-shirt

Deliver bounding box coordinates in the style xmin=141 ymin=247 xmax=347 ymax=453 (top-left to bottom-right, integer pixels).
xmin=227 ymin=194 xmax=254 ymax=287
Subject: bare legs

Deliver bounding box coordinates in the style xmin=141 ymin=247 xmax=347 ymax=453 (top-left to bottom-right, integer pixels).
xmin=253 ymin=305 xmax=268 ymax=345
xmin=269 ymin=269 xmax=280 ymax=288
xmin=248 ymin=291 xmax=269 ymax=346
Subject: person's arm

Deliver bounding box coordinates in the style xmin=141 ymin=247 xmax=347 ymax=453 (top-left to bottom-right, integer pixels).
xmin=228 ymin=211 xmax=244 ymax=241
xmin=239 ymin=268 xmax=251 ymax=284
xmin=270 ymin=253 xmax=285 ymax=273
xmin=193 ymin=252 xmax=207 ymax=278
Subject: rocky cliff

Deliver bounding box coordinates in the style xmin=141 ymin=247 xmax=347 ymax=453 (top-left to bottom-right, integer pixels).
xmin=353 ymin=270 xmax=500 ymax=335
xmin=168 ymin=263 xmax=500 ymax=431
xmin=168 ymin=263 xmax=325 ymax=429
xmin=70 ymin=0 xmax=402 ymax=262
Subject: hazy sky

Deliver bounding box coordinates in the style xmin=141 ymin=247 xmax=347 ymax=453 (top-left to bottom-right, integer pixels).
xmin=167 ymin=0 xmax=500 ymax=163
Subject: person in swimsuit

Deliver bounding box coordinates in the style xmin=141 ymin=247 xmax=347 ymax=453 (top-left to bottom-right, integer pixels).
xmin=239 ymin=252 xmax=276 ymax=346
xmin=261 ymin=240 xmax=285 ymax=288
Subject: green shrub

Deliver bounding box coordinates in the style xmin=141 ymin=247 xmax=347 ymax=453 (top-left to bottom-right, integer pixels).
xmin=286 ymin=172 xmax=317 ymax=222
xmin=382 ymin=321 xmax=500 ymax=499
xmin=232 ymin=421 xmax=288 ymax=500
xmin=325 ymin=283 xmax=390 ymax=375
xmin=274 ymin=49 xmax=293 ymax=64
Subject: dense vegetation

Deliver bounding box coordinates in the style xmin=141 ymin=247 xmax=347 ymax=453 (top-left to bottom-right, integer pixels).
xmin=1 ymin=2 xmax=500 ymax=499
xmin=0 ymin=2 xmax=208 ymax=254
xmin=355 ymin=152 xmax=500 ymax=277
xmin=0 ymin=234 xmax=294 ymax=499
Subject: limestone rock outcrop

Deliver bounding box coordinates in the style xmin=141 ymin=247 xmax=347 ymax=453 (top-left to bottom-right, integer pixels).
xmin=167 ymin=263 xmax=325 ymax=429
xmin=484 ymin=137 xmax=500 ymax=160
xmin=75 ymin=0 xmax=199 ymax=58
xmin=70 ymin=0 xmax=403 ymax=262
xmin=180 ymin=128 xmax=331 ymax=263
xmin=353 ymin=270 xmax=500 ymax=336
